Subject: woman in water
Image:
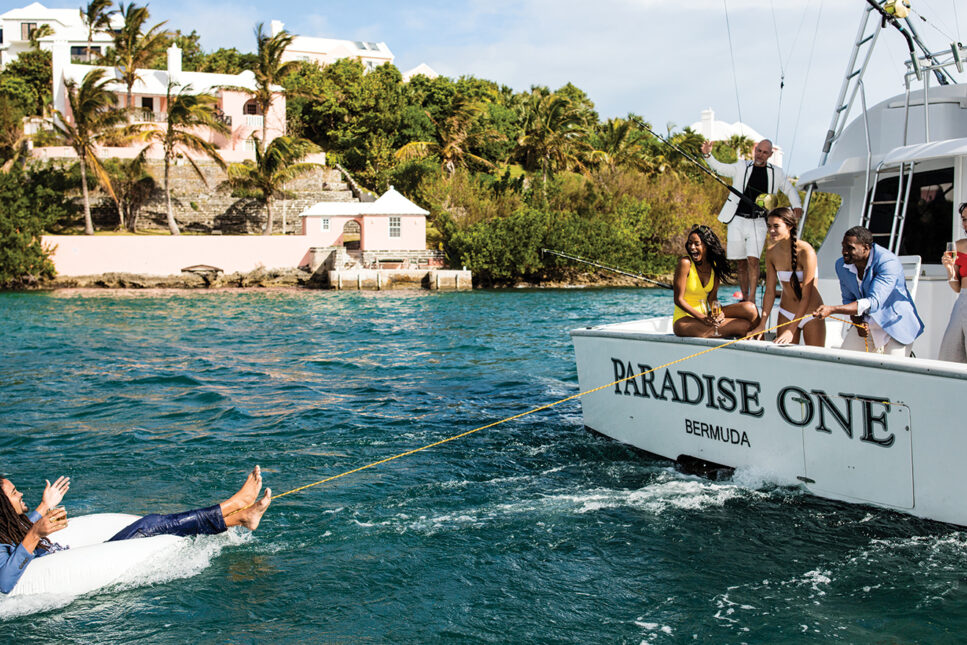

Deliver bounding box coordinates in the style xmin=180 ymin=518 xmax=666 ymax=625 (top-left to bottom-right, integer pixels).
xmin=750 ymin=207 xmax=826 ymax=346
xmin=0 ymin=466 xmax=271 ymax=594
xmin=939 ymin=202 xmax=967 ymax=362
xmin=673 ymin=225 xmax=758 ymax=337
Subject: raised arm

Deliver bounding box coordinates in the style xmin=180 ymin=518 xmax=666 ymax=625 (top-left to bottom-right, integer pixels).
xmin=34 ymin=476 xmax=70 ymax=518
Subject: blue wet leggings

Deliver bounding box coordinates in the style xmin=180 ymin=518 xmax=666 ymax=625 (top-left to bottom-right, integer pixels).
xmin=107 ymin=504 xmax=227 ymax=542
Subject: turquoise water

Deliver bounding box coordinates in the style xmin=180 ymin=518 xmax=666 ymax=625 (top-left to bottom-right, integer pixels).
xmin=1 ymin=288 xmax=965 ymax=643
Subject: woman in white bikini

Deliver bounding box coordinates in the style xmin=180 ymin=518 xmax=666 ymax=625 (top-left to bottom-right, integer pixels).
xmin=750 ymin=207 xmax=826 ymax=346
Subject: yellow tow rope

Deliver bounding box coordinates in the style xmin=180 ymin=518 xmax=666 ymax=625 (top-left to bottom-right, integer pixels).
xmin=228 ymin=313 xmax=871 ymax=516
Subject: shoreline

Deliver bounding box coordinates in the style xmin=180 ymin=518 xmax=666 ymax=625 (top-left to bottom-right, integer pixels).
xmin=15 ymin=269 xmax=674 ymax=292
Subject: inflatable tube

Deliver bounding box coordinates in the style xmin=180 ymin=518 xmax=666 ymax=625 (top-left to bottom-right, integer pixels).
xmin=5 ymin=514 xmax=184 ymax=598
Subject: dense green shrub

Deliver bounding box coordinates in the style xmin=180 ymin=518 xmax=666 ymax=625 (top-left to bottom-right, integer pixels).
xmin=0 ymin=166 xmax=73 ymax=288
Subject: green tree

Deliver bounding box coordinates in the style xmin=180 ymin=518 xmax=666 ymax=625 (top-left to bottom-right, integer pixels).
xmin=129 ymin=83 xmax=229 ymax=234
xmin=108 ymin=3 xmax=168 ymax=113
xmin=103 ymin=151 xmax=157 ymax=231
xmin=516 ymin=89 xmax=591 ymax=190
xmin=197 ymin=48 xmax=257 ymax=74
xmin=80 ymin=0 xmax=114 ymax=63
xmin=395 ymin=94 xmax=498 ymax=176
xmin=0 ymin=166 xmax=69 ymax=288
xmin=223 ymin=135 xmax=320 ymax=235
xmin=591 ymin=116 xmax=656 ymax=172
xmin=252 ymin=22 xmax=298 ymax=154
xmin=49 ymin=68 xmax=125 ymax=234
xmin=725 ymin=133 xmax=755 ymax=160
xmin=146 ymin=29 xmax=205 ymax=70
xmin=0 ymin=49 xmax=52 ymax=116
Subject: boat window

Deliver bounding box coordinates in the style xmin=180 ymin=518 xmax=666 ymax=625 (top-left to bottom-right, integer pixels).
xmin=866 ymin=167 xmax=953 ymax=262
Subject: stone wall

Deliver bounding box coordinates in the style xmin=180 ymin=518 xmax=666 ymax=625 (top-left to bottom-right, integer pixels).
xmin=90 ymin=160 xmax=357 ymax=234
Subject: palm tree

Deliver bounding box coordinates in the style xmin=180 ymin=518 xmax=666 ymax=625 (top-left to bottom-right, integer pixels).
xmin=130 ymin=83 xmax=230 ymax=235
xmin=103 ymin=150 xmax=156 ymax=231
xmin=726 ymin=134 xmax=755 ymax=160
xmin=109 ymin=3 xmax=168 ymax=114
xmin=223 ymin=135 xmax=320 ymax=235
xmin=49 ymin=68 xmax=126 ymax=234
xmin=394 ymin=94 xmax=498 ymax=176
xmin=27 ymin=24 xmax=54 ymax=50
xmin=80 ymin=0 xmax=115 ymax=63
xmin=591 ymin=116 xmax=655 ymax=172
xmin=251 ymin=22 xmax=298 ymax=153
xmin=516 ymin=90 xmax=591 ymax=190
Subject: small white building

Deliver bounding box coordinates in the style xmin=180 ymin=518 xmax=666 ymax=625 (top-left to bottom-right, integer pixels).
xmin=272 ymin=20 xmax=394 ymax=72
xmin=690 ymin=108 xmax=785 ymax=168
xmin=402 ymin=63 xmax=438 ymax=82
xmin=0 ymin=2 xmax=123 ymax=67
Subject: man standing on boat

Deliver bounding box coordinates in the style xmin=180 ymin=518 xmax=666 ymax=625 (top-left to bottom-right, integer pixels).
xmin=700 ymin=139 xmax=802 ymax=304
xmin=813 ymin=226 xmax=924 ymax=356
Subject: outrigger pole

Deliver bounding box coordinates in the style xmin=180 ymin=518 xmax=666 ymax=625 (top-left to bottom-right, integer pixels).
xmin=540 ymin=248 xmax=673 ymax=289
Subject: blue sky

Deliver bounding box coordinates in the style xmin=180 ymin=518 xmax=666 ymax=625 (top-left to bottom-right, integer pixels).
xmin=31 ymin=0 xmax=967 ymax=173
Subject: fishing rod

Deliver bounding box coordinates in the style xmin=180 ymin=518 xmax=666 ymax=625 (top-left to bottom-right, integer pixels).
xmin=541 ymin=248 xmax=673 ymax=289
xmin=630 ymin=117 xmax=767 ymax=218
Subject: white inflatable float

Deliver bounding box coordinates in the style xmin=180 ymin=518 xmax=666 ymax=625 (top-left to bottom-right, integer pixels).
xmin=5 ymin=514 xmax=183 ymax=597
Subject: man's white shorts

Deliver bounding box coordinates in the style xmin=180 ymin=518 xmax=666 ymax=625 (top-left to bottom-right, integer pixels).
xmin=727 ymin=216 xmax=767 ymax=260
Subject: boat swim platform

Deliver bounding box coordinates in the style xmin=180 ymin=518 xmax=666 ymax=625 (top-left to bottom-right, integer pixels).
xmin=328 ymin=268 xmax=472 ymax=290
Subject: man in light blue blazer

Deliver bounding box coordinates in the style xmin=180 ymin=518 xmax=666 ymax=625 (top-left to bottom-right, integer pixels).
xmin=814 ymin=226 xmax=924 ymax=356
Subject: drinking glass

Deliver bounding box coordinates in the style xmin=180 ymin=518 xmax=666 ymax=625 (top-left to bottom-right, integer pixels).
xmin=946 ymin=241 xmax=957 ymax=262
xmin=710 ymin=301 xmax=723 ymax=337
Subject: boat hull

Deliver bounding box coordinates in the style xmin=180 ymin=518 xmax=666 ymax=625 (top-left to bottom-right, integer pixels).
xmin=571 ymin=320 xmax=967 ymax=525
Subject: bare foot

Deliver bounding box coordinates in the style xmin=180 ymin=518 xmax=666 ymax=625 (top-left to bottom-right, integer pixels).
xmin=223 ymin=466 xmax=262 ymax=515
xmin=237 ymin=488 xmax=271 ymax=531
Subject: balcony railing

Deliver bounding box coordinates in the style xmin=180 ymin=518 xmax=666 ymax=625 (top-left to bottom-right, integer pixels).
xmin=133 ymin=110 xmax=167 ymax=123
xmin=245 ymin=114 xmax=264 ymax=128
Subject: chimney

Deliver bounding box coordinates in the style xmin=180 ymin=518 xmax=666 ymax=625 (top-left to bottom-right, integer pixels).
xmin=270 ymin=20 xmax=285 ymax=37
xmin=167 ymin=44 xmax=182 ymax=83
xmin=701 ymin=108 xmax=714 ymax=139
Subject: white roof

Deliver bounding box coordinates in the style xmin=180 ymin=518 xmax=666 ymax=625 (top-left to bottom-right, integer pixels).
xmin=402 ymin=63 xmax=439 ymax=82
xmin=690 ymin=108 xmax=766 ymax=142
xmin=1 ymin=2 xmax=123 ymax=33
xmin=287 ymin=35 xmax=393 ymax=60
xmin=798 ymin=137 xmax=967 ymax=185
xmin=301 ymin=187 xmax=428 ymax=217
xmin=62 ymin=64 xmax=265 ymax=95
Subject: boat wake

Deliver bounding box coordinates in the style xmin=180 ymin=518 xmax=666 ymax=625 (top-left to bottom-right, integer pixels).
xmin=0 ymin=529 xmax=251 ymax=620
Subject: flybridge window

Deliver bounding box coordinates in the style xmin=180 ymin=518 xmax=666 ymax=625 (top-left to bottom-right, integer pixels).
xmin=389 ymin=216 xmax=401 ymax=238
xmin=866 ymin=167 xmax=954 ymax=262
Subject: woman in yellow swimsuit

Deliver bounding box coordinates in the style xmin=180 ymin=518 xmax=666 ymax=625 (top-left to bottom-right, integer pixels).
xmin=750 ymin=207 xmax=825 ymax=346
xmin=673 ymin=225 xmax=758 ymax=337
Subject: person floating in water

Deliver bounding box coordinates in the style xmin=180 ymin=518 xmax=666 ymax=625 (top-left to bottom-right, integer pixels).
xmin=0 ymin=466 xmax=271 ymax=594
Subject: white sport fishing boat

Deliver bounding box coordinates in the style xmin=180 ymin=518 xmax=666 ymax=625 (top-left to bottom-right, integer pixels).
xmin=571 ymin=2 xmax=967 ymax=526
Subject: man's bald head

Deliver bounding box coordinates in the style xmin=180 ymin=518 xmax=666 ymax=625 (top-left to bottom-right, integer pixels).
xmin=753 ymin=140 xmax=774 ymax=167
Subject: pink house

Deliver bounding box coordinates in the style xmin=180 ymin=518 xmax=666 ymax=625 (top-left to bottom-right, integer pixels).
xmin=299 ymin=187 xmax=429 ymax=252
xmin=48 ymin=41 xmax=286 ymax=161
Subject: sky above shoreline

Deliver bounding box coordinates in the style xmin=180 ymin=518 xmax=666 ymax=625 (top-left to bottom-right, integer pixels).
xmin=30 ymin=0 xmax=967 ymax=174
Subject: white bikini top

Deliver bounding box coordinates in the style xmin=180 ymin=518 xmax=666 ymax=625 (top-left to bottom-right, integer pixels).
xmin=776 ymin=270 xmax=804 ymax=282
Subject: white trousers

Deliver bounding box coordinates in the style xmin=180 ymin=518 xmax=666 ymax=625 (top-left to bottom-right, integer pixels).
xmin=841 ymin=327 xmax=911 ymax=357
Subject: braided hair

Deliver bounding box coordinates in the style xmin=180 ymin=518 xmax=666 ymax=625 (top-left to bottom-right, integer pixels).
xmin=768 ymin=207 xmax=802 ymax=299
xmin=688 ymin=225 xmax=736 ymax=284
xmin=0 ymin=478 xmax=52 ymax=554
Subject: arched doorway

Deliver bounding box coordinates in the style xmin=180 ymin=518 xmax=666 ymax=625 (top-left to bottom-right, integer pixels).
xmin=342 ymin=220 xmax=361 ymax=250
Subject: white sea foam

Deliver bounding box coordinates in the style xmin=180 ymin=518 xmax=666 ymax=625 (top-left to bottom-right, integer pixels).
xmin=0 ymin=529 xmax=248 ymax=620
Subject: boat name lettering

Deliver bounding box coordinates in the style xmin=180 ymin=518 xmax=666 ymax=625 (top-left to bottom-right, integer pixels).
xmin=610 ymin=359 xmax=764 ymax=418
xmin=685 ymin=418 xmax=751 ymax=447
xmin=776 ymin=386 xmax=895 ymax=447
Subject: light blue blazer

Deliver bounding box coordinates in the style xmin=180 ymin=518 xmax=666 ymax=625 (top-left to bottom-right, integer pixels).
xmin=834 ymin=244 xmax=924 ymax=346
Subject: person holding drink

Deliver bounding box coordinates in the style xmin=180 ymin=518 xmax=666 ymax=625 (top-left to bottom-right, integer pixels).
xmin=939 ymin=202 xmax=967 ymax=362
xmin=673 ymin=225 xmax=758 ymax=338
